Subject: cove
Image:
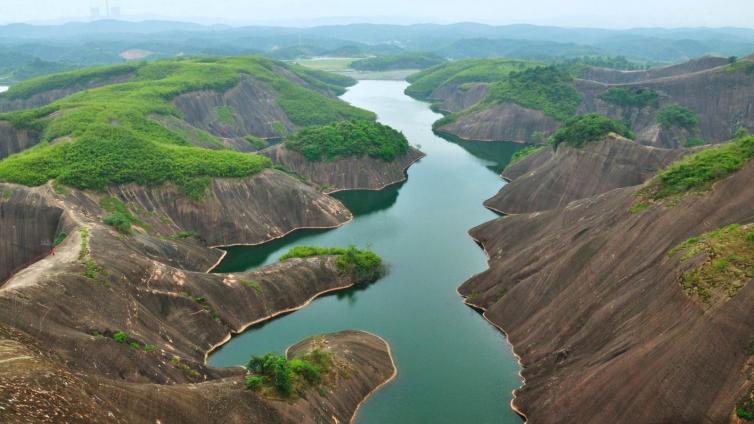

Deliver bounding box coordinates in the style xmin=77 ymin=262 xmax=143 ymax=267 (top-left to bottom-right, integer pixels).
xmin=209 ymin=80 xmax=524 ymax=423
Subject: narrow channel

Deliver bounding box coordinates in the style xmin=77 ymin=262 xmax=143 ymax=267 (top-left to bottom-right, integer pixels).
xmin=209 ymin=80 xmax=524 ymax=423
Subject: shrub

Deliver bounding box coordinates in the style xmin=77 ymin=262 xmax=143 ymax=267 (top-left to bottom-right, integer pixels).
xmin=245 ymin=349 xmax=332 ymax=397
xmin=103 ymin=211 xmax=132 ymax=234
xmin=549 ymin=114 xmax=635 ymax=149
xmin=0 ymin=56 xmax=372 ymax=194
xmin=285 ymin=120 xmax=409 ymax=162
xmin=657 ymin=104 xmax=699 ymax=130
xmin=405 ymin=58 xmax=534 ymax=100
xmin=53 ymin=231 xmax=68 ymax=246
xmin=280 ymin=245 xmax=383 ymax=284
xmin=641 ymin=136 xmax=754 ymax=200
xmin=509 ymin=145 xmax=546 ymax=165
xmin=245 ymin=375 xmax=264 ymax=390
xmin=599 ymin=87 xmax=659 ymax=108
xmin=485 ymin=65 xmax=581 ymax=121
xmin=112 ymin=331 xmax=127 ymax=343
xmin=668 ymin=224 xmax=754 ymax=302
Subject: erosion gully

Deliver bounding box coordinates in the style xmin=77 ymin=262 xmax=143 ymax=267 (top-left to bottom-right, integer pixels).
xmin=209 ymin=80 xmax=524 ymax=423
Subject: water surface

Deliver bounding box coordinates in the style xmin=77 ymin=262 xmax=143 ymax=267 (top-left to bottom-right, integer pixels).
xmin=0 ymin=86 xmax=8 ymax=93
xmin=210 ymin=80 xmax=524 ymax=424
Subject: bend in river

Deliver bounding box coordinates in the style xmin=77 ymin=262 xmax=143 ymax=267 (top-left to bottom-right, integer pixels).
xmin=209 ymin=80 xmax=524 ymax=423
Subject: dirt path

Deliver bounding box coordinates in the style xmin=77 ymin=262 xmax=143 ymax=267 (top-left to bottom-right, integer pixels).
xmin=1 ymin=229 xmax=81 ymax=292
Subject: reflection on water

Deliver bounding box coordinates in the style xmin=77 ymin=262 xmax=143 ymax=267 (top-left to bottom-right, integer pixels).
xmin=209 ymin=80 xmax=525 ymax=424
xmin=436 ymin=131 xmax=524 ymax=175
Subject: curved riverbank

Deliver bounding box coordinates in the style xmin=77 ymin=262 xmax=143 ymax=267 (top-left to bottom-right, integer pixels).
xmin=209 ymin=80 xmax=526 ymax=423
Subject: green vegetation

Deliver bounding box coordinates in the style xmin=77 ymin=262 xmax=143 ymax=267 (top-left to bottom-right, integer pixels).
xmin=561 ymin=55 xmax=645 ymax=73
xmin=0 ymin=57 xmax=372 ymax=195
xmin=638 ymin=136 xmax=754 ymax=200
xmin=1 ymin=63 xmax=139 ymax=100
xmin=240 ymin=279 xmax=263 ymax=294
xmin=598 ymin=87 xmax=659 ymax=108
xmin=170 ymin=230 xmax=198 ymax=240
xmin=725 ymin=58 xmax=754 ymax=75
xmin=350 ymin=52 xmax=446 ymax=71
xmin=509 ymin=145 xmax=546 ymax=165
xmin=657 ymin=104 xmax=699 ymax=130
xmin=52 ymin=231 xmax=68 ymax=246
xmin=549 ymin=114 xmax=635 ymax=149
xmin=406 ymin=58 xmax=534 ymax=100
xmin=110 ymin=330 xmax=156 ymax=352
xmin=245 ymin=349 xmax=332 ymax=398
xmin=684 ymin=138 xmax=706 ymax=147
xmin=285 ymin=120 xmax=409 ymax=162
xmin=669 ymin=224 xmax=754 ymax=303
xmin=485 ymin=66 xmax=581 ymax=121
xmin=280 ymin=245 xmax=383 ymax=284
xmin=99 ymin=197 xmax=145 ymax=234
xmin=245 ymin=134 xmax=265 ymax=149
xmin=215 ymin=106 xmax=235 ymax=124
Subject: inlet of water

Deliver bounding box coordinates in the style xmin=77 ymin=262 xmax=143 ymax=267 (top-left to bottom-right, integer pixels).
xmin=209 ymin=80 xmax=524 ymax=424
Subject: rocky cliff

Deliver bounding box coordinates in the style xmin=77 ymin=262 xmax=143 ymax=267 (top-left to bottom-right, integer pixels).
xmin=486 ymin=135 xmax=685 ymax=214
xmin=423 ymin=56 xmax=754 ymax=147
xmin=262 ymin=145 xmax=425 ymax=192
xmin=0 ymin=177 xmax=395 ymax=423
xmin=461 ymin=146 xmax=754 ymax=423
xmin=174 ymin=77 xmax=296 ymax=143
xmin=0 ymin=121 xmax=41 ymax=160
xmin=437 ymin=102 xmax=560 ymax=144
xmin=105 ymin=169 xmax=351 ymax=247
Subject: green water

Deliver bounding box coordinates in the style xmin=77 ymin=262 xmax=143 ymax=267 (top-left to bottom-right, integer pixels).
xmin=209 ymin=80 xmax=524 ymax=423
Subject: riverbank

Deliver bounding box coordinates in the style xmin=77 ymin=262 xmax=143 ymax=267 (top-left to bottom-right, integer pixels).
xmin=209 ymin=80 xmax=525 ymax=423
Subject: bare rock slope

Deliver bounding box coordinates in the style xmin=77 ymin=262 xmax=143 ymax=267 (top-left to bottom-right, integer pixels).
xmin=262 ymin=145 xmax=425 ymax=192
xmin=461 ymin=147 xmax=754 ymax=423
xmin=486 ymin=134 xmax=685 ymax=214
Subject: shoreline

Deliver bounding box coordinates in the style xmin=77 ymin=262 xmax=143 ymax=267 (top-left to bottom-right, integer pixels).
xmin=457 ymin=230 xmax=529 ymax=422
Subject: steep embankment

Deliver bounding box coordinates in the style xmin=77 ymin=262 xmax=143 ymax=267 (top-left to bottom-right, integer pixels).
xmin=106 ymin=169 xmax=351 ymax=247
xmin=0 ymin=121 xmax=40 ymax=160
xmin=437 ymin=102 xmax=559 ymax=144
xmin=173 ymin=76 xmax=296 ymax=143
xmin=0 ymin=179 xmax=395 ymax=423
xmin=414 ymin=56 xmax=754 ymax=146
xmin=578 ymin=55 xmax=730 ymax=84
xmin=262 ymin=145 xmax=424 ymax=192
xmin=486 ymin=134 xmax=685 ymax=214
xmin=461 ymin=142 xmax=754 ymax=422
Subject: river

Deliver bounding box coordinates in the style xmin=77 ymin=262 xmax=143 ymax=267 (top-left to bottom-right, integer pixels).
xmin=209 ymin=80 xmax=524 ymax=423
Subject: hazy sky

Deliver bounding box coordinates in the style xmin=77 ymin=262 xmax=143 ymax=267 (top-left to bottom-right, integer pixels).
xmin=0 ymin=0 xmax=753 ymax=28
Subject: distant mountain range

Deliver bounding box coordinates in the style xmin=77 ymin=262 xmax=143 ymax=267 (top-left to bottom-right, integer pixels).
xmin=1 ymin=20 xmax=753 ymax=83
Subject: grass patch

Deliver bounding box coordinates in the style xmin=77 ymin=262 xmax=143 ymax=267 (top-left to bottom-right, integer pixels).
xmin=509 ymin=145 xmax=546 ymax=165
xmin=1 ymin=63 xmax=139 ymax=100
xmin=280 ymin=245 xmax=383 ymax=284
xmin=100 ymin=197 xmax=144 ymax=234
xmin=215 ymin=106 xmax=235 ymax=124
xmin=550 ymin=113 xmax=635 ymax=149
xmin=638 ymin=136 xmax=754 ymax=201
xmin=657 ymin=104 xmax=699 ymax=131
xmin=245 ymin=134 xmax=266 ymax=149
xmin=245 ymin=349 xmax=333 ymax=398
xmin=285 ymin=120 xmax=409 ymax=162
xmin=0 ymin=56 xmax=372 ymax=194
xmin=406 ymin=58 xmax=534 ymax=100
xmin=598 ymin=87 xmax=659 ymax=109
xmin=170 ymin=230 xmax=198 ymax=240
xmin=668 ymin=224 xmax=754 ymax=303
xmin=736 ymin=388 xmax=754 ymax=421
xmin=52 ymin=231 xmax=68 ymax=246
xmin=485 ymin=65 xmax=581 ymax=121
xmin=240 ymin=279 xmax=263 ymax=294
